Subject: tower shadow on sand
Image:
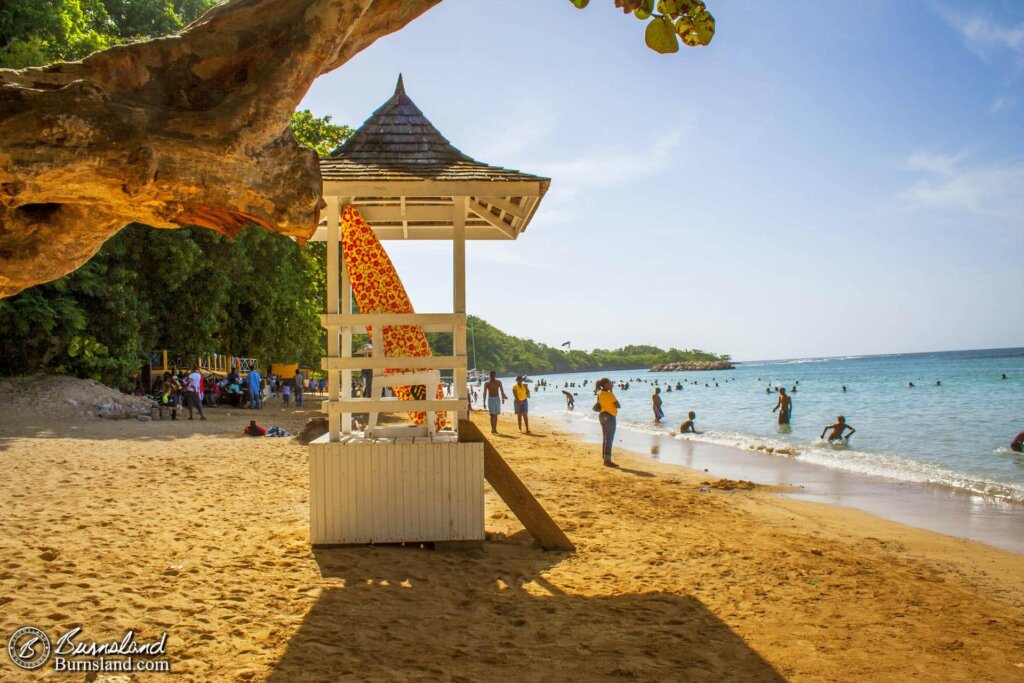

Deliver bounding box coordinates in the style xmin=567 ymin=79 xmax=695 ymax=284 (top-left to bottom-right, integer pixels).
xmin=268 ymin=544 xmax=783 ymax=681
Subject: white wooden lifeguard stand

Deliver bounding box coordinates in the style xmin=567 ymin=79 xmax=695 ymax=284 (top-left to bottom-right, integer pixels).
xmin=308 ymin=76 xmax=549 ymax=546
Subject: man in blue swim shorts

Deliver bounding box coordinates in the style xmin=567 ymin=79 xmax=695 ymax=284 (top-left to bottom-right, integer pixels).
xmin=482 ymin=370 xmax=507 ymax=435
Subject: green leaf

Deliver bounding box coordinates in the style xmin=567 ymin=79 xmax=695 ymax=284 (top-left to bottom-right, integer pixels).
xmin=657 ymin=0 xmax=679 ymax=17
xmin=570 ymin=0 xmax=590 ymax=8
xmin=634 ymin=0 xmax=654 ymax=20
xmin=691 ymin=9 xmax=715 ymax=46
xmin=645 ymin=15 xmax=679 ymax=54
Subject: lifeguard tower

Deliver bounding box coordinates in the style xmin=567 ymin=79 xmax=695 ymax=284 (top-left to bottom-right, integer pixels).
xmin=308 ymin=77 xmax=568 ymax=549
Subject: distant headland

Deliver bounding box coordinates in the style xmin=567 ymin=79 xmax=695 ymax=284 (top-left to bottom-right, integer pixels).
xmin=649 ymin=360 xmax=736 ymax=372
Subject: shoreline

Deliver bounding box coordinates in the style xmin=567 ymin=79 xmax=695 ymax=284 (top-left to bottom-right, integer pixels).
xmin=2 ymin=405 xmax=1023 ymax=679
xmin=542 ymin=409 xmax=1024 ymax=554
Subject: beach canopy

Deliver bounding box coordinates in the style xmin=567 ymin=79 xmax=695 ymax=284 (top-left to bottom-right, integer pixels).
xmin=311 ymin=76 xmax=549 ymax=241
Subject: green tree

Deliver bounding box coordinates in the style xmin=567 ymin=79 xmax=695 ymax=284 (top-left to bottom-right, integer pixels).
xmin=0 ymin=0 xmax=218 ymax=68
xmin=438 ymin=316 xmax=727 ymax=376
xmin=0 ymin=1 xmax=349 ymax=384
xmin=290 ymin=110 xmax=354 ymax=157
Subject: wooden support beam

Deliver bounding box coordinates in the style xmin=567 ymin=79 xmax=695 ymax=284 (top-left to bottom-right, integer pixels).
xmin=322 ymin=356 xmax=466 ymax=371
xmin=458 ymin=419 xmax=575 ymax=552
xmin=321 ymin=313 xmax=464 ymax=328
xmin=340 ymin=198 xmax=354 ymax=434
xmin=325 ymin=197 xmax=341 ymax=441
xmin=453 ymin=196 xmax=469 ymax=421
xmin=356 ymin=205 xmax=458 ymax=223
xmin=323 ymin=399 xmax=465 ymax=414
xmin=323 ymin=180 xmax=544 ymax=198
xmin=467 ymin=203 xmax=515 ymax=238
xmin=474 ymin=195 xmax=527 ymax=220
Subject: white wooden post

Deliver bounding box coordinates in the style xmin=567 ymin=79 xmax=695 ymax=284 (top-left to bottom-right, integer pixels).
xmin=325 ymin=197 xmax=341 ymax=441
xmin=340 ymin=199 xmax=353 ymax=435
xmin=453 ymin=196 xmax=468 ymax=423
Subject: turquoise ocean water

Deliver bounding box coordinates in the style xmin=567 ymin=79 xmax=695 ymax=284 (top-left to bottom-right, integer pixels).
xmin=496 ymin=347 xmax=1024 ymax=503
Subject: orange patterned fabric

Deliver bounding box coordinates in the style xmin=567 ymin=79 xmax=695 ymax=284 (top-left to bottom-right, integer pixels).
xmin=341 ymin=205 xmax=447 ymax=430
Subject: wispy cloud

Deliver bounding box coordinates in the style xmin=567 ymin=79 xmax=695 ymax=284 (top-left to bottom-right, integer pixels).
xmin=901 ymin=151 xmax=1024 ymax=232
xmin=519 ymin=130 xmax=687 ymax=225
xmin=905 ymin=150 xmax=966 ymax=175
xmin=936 ymin=6 xmax=1024 ymax=68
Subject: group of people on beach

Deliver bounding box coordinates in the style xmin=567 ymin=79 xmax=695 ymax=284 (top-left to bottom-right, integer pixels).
xmin=140 ymin=366 xmax=322 ymax=420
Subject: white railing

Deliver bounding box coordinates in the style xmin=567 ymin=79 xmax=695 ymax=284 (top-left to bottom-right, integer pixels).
xmin=320 ymin=311 xmax=467 ymax=438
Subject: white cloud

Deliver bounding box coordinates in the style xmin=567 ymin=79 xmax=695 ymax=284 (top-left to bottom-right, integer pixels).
xmin=514 ymin=130 xmax=687 ymax=225
xmin=988 ymin=96 xmax=1007 ymax=113
xmin=905 ymin=150 xmax=966 ymax=175
xmin=901 ymin=151 xmax=1024 ymax=229
xmin=937 ymin=6 xmax=1024 ymax=68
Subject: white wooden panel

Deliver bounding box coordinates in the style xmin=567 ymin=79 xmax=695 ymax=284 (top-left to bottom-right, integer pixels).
xmin=309 ymin=447 xmax=322 ymax=543
xmin=309 ymin=442 xmax=484 ymax=544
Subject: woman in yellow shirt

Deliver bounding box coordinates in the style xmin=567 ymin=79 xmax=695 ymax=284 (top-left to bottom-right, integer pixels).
xmin=512 ymin=376 xmax=531 ymax=434
xmin=596 ymin=377 xmax=621 ymax=467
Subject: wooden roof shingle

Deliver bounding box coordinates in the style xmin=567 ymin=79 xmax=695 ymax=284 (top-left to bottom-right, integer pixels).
xmin=319 ymin=76 xmax=551 ymax=190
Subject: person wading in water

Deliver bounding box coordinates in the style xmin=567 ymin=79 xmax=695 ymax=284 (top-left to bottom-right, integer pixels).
xmin=773 ymin=387 xmax=792 ymax=425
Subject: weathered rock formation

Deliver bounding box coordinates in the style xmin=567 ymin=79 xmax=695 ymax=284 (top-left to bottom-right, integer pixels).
xmin=0 ymin=0 xmax=439 ymax=297
xmin=650 ymin=360 xmax=735 ymax=372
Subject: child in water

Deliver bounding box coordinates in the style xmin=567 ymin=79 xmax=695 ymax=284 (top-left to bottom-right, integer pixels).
xmin=679 ymin=411 xmax=698 ymax=434
xmin=821 ymin=416 xmax=855 ymax=442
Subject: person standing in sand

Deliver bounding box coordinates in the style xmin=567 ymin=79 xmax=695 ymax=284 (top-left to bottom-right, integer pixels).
xmin=652 ymin=387 xmax=665 ymax=422
xmin=482 ymin=371 xmax=507 ymax=434
xmin=596 ymin=377 xmax=621 ymax=467
xmin=773 ymin=387 xmax=792 ymax=425
xmin=184 ymin=365 xmax=207 ymax=421
xmin=294 ymin=369 xmax=304 ymax=408
xmin=512 ymin=376 xmax=531 ymax=434
xmin=247 ymin=367 xmax=263 ymax=410
xmin=821 ymin=416 xmax=855 ymax=442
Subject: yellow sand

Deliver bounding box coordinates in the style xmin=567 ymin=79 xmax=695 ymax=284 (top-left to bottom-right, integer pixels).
xmin=1 ymin=405 xmax=1022 ymax=681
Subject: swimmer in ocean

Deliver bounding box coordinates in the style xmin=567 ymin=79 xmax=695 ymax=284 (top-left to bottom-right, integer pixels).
xmin=821 ymin=416 xmax=855 ymax=442
xmin=679 ymin=411 xmax=698 ymax=434
xmin=1011 ymin=431 xmax=1024 ymax=453
xmin=773 ymin=387 xmax=792 ymax=425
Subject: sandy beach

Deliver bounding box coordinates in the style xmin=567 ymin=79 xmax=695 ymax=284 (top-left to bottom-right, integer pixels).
xmin=1 ymin=397 xmax=1023 ymax=681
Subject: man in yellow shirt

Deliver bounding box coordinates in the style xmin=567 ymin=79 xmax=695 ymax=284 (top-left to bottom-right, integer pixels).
xmin=512 ymin=376 xmax=531 ymax=434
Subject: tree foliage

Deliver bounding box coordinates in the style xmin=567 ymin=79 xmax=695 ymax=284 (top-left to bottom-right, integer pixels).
xmin=571 ymin=0 xmax=715 ymax=54
xmin=0 ymin=0 xmax=344 ymax=386
xmin=429 ymin=316 xmax=727 ymax=376
xmin=0 ymin=0 xmax=219 ymax=67
xmin=290 ymin=110 xmax=354 ymax=158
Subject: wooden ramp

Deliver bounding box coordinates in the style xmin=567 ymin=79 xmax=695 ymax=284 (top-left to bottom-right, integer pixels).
xmin=459 ymin=420 xmax=575 ymax=552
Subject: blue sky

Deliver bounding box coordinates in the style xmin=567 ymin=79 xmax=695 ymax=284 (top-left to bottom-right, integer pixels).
xmin=299 ymin=0 xmax=1024 ymax=361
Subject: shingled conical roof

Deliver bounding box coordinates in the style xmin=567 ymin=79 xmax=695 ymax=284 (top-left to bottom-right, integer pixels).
xmin=320 ymin=76 xmax=550 ymax=187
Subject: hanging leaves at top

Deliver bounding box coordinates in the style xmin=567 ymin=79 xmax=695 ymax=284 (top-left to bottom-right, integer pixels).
xmin=574 ymin=0 xmax=715 ymax=53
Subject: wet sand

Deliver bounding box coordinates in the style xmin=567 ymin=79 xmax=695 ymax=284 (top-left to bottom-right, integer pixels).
xmin=1 ymin=404 xmax=1022 ymax=681
xmin=551 ymin=411 xmax=1024 ymax=554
